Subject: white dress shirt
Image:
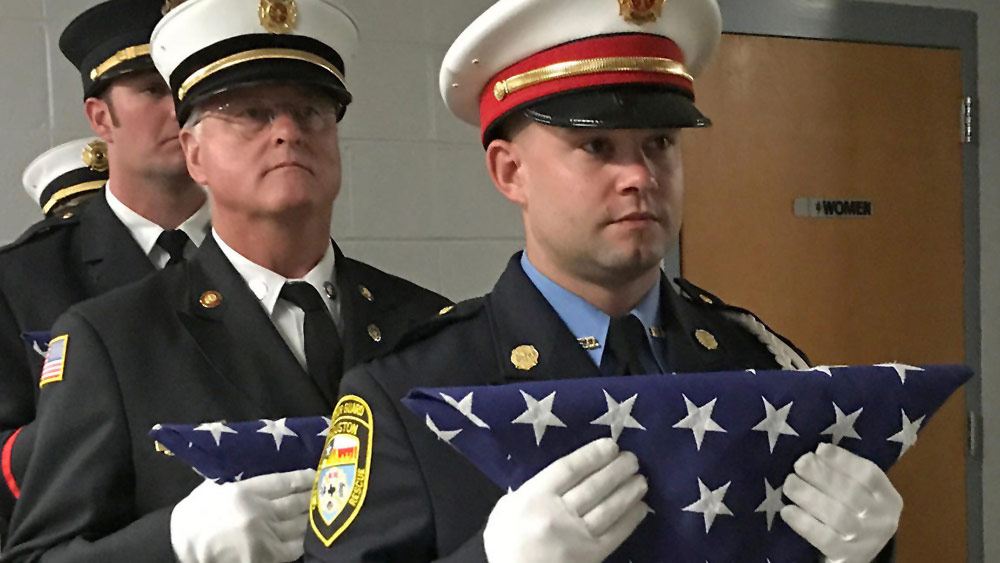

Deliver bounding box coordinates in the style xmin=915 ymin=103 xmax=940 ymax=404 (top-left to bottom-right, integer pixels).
xmin=213 ymin=230 xmax=340 ymax=370
xmin=105 ymin=185 xmax=210 ymax=269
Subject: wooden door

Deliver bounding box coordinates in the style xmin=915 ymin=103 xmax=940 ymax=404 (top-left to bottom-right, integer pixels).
xmin=682 ymin=34 xmax=967 ymax=561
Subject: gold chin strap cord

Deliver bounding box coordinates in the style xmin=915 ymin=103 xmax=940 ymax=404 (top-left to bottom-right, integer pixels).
xmin=494 ymin=56 xmax=692 ymax=101
xmin=90 ymin=45 xmax=152 ymax=81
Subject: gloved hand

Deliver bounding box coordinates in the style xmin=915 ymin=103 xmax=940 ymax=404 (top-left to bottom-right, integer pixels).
xmin=781 ymin=443 xmax=902 ymax=563
xmin=170 ymin=468 xmax=316 ymax=563
xmin=483 ymin=438 xmax=649 ymax=563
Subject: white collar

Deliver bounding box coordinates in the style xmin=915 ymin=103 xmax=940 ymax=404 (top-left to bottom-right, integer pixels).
xmin=212 ymin=229 xmax=338 ymax=315
xmin=105 ymin=182 xmax=210 ymax=255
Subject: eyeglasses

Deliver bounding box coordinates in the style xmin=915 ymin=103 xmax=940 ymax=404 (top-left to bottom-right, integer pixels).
xmin=197 ymin=97 xmax=342 ymax=136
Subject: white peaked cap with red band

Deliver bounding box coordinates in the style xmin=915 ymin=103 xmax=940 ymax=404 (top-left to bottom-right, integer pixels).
xmin=440 ymin=0 xmax=722 ymax=144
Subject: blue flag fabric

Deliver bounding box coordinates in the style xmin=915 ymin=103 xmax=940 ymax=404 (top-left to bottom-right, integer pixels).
xmin=401 ymin=364 xmax=972 ymax=563
xmin=148 ymin=417 xmax=330 ymax=483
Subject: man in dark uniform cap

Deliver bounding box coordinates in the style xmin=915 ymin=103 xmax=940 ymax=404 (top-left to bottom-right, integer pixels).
xmin=0 ymin=0 xmax=209 ymax=541
xmin=2 ymin=0 xmax=449 ymax=561
xmin=304 ymin=1 xmax=900 ymax=562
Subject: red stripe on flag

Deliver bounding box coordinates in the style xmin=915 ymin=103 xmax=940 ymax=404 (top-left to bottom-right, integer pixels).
xmin=3 ymin=427 xmax=24 ymax=498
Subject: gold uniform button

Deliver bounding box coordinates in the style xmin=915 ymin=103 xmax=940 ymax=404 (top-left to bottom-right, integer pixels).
xmin=61 ymin=211 xmax=75 ymax=219
xmin=695 ymin=329 xmax=719 ymax=351
xmin=438 ymin=306 xmax=454 ymax=316
xmin=367 ymin=324 xmax=382 ymax=343
xmin=511 ymin=345 xmax=539 ymax=371
xmin=359 ymin=285 xmax=374 ymax=302
xmin=200 ymin=291 xmax=222 ymax=309
xmin=700 ymin=294 xmax=714 ymax=305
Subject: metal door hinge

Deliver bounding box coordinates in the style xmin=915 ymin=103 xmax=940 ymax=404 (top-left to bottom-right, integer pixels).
xmin=962 ymin=97 xmax=975 ymax=144
xmin=968 ymin=410 xmax=981 ymax=458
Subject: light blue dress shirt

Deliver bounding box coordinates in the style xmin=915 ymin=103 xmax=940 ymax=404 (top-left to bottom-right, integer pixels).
xmin=520 ymin=253 xmax=666 ymax=372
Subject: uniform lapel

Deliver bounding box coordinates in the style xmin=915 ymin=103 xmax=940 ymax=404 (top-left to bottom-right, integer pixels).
xmin=486 ymin=254 xmax=601 ymax=385
xmin=333 ymin=243 xmax=366 ymax=370
xmin=78 ymin=188 xmax=155 ymax=295
xmin=333 ymin=242 xmax=420 ymax=369
xmin=658 ymin=275 xmax=729 ymax=373
xmin=175 ymin=236 xmax=334 ymax=413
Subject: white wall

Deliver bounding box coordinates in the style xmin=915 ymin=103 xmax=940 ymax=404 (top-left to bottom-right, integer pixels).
xmin=1 ymin=0 xmax=995 ymax=560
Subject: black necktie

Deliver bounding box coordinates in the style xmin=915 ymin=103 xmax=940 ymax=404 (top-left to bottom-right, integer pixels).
xmin=279 ymin=282 xmax=344 ymax=396
xmin=603 ymin=314 xmax=657 ymax=376
xmin=156 ymin=229 xmax=190 ymax=267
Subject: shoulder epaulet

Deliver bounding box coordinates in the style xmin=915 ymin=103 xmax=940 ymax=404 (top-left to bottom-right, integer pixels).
xmin=391 ymin=297 xmax=485 ymax=352
xmin=0 ymin=211 xmax=81 ymax=254
xmin=673 ymin=277 xmax=811 ymax=370
xmin=673 ymin=277 xmax=727 ymax=307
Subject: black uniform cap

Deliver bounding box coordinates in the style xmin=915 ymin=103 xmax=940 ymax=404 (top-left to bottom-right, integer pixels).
xmin=59 ymin=0 xmax=164 ymax=99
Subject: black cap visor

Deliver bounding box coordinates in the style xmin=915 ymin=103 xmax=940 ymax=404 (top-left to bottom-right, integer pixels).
xmin=486 ymin=84 xmax=710 ymax=145
xmin=176 ymin=59 xmax=353 ymax=126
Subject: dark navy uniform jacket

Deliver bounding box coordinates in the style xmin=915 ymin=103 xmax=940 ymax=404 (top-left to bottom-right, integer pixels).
xmin=1 ymin=236 xmax=449 ymax=563
xmin=0 ymin=191 xmax=154 ymax=535
xmin=304 ymin=253 xmax=817 ymax=562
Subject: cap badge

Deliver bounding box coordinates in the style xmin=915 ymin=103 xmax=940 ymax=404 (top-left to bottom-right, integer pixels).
xmin=260 ymin=0 xmax=298 ymax=34
xmin=618 ymin=0 xmax=665 ymax=24
xmin=81 ymin=140 xmax=109 ymax=172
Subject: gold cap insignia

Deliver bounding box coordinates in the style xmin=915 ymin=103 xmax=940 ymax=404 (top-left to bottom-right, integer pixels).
xmin=618 ymin=0 xmax=666 ymax=24
xmin=200 ymin=291 xmax=223 ymax=309
xmin=695 ymin=329 xmax=719 ymax=351
xmin=260 ymin=0 xmax=298 ymax=34
xmin=81 ymin=140 xmax=109 ymax=172
xmin=367 ymin=324 xmax=382 ymax=343
xmin=700 ymin=294 xmax=714 ymax=305
xmin=511 ymin=345 xmax=539 ymax=371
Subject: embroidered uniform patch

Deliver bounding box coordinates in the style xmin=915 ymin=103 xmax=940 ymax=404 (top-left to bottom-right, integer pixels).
xmin=310 ymin=395 xmax=373 ymax=547
xmin=39 ymin=335 xmax=69 ymax=388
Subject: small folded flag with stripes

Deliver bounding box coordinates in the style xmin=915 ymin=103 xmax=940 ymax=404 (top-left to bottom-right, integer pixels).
xmin=401 ymin=363 xmax=972 ymax=563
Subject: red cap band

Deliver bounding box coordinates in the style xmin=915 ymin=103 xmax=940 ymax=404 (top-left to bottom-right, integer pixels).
xmin=479 ymin=34 xmax=692 ymax=140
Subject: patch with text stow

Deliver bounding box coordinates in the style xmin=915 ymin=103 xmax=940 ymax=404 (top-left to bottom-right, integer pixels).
xmin=310 ymin=395 xmax=373 ymax=546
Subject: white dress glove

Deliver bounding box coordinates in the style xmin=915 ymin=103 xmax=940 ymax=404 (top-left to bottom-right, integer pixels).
xmin=483 ymin=438 xmax=649 ymax=563
xmin=170 ymin=468 xmax=316 ymax=563
xmin=781 ymin=443 xmax=902 ymax=563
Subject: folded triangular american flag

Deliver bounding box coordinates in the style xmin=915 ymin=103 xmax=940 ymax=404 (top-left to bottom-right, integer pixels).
xmin=401 ymin=363 xmax=972 ymax=563
xmin=148 ymin=417 xmax=330 ymax=483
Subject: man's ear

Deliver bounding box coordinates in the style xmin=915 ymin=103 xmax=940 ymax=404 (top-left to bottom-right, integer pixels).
xmin=84 ymin=96 xmax=114 ymax=142
xmin=178 ymin=127 xmax=209 ymax=185
xmin=486 ymin=138 xmax=528 ymax=208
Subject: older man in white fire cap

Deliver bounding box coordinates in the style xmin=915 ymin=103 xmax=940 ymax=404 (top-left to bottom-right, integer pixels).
xmin=2 ymin=0 xmax=448 ymax=561
xmin=304 ymin=0 xmax=901 ymax=562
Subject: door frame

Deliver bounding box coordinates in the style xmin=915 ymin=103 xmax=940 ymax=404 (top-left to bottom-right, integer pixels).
xmin=668 ymin=1 xmax=981 ymax=559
